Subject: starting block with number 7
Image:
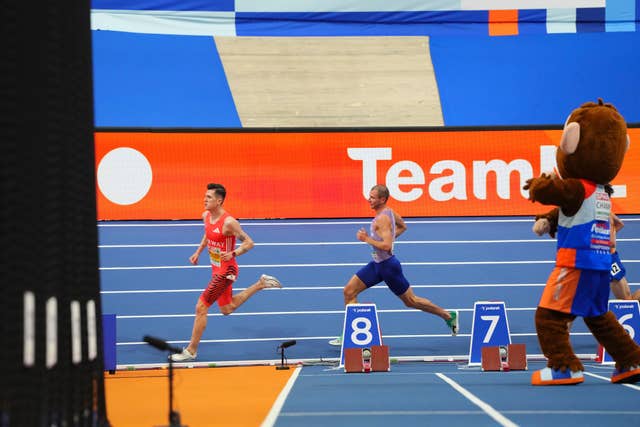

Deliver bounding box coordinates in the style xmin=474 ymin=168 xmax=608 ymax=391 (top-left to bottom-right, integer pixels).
xmin=339 ymin=304 xmax=390 ymax=372
xmin=469 ymin=301 xmax=526 ymax=370
xmin=481 ymin=344 xmax=527 ymax=371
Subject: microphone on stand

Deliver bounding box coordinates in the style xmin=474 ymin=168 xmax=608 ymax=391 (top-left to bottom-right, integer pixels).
xmin=143 ymin=335 xmax=187 ymax=427
xmin=278 ymin=340 xmax=297 ymax=349
xmin=276 ymin=340 xmax=296 ymax=370
xmin=143 ymin=335 xmax=182 ymax=354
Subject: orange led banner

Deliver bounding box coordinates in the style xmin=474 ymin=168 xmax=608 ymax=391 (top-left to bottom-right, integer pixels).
xmin=95 ymin=129 xmax=640 ymax=220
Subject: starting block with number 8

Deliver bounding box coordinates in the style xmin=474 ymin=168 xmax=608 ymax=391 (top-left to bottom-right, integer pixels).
xmin=339 ymin=304 xmax=390 ymax=372
xmin=344 ymin=345 xmax=390 ymax=373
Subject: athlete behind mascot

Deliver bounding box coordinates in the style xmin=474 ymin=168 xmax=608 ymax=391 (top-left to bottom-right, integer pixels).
xmin=524 ymin=99 xmax=640 ymax=385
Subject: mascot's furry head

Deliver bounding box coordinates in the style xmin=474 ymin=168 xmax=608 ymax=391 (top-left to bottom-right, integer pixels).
xmin=556 ymin=98 xmax=629 ymax=184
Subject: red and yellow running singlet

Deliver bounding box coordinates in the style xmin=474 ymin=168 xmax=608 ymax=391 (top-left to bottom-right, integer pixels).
xmin=205 ymin=211 xmax=237 ymax=274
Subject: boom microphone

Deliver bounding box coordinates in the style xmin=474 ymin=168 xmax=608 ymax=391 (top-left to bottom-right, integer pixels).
xmin=279 ymin=340 xmax=297 ymax=349
xmin=143 ymin=335 xmax=182 ymax=354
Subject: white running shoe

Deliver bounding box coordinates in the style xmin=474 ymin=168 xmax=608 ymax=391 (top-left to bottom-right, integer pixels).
xmin=260 ymin=274 xmax=282 ymax=288
xmin=169 ymin=348 xmax=196 ymax=362
xmin=328 ymin=335 xmax=342 ymax=347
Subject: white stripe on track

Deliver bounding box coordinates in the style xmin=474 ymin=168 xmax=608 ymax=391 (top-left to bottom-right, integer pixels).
xmin=97 ymin=217 xmax=640 ymax=227
xmin=112 ymin=307 xmax=541 ymax=319
xmin=100 ymin=283 xmax=548 ymax=294
xmin=99 ymin=260 xmax=559 ymax=270
xmin=99 ymin=259 xmax=640 ymax=270
xmin=98 ymin=216 xmax=640 ymax=228
xmin=436 ymin=373 xmax=518 ymax=427
xmin=584 ymin=372 xmax=640 ymax=390
xmin=261 ymin=365 xmax=302 ymax=427
xmin=97 ymin=219 xmax=532 ymax=227
xmin=280 ymin=410 xmax=486 ymax=417
xmin=103 ymin=238 xmax=617 ymax=248
xmin=278 ymin=409 xmax=640 ymax=416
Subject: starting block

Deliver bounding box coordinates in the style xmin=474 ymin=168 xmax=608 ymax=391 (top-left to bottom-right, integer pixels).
xmin=481 ymin=344 xmax=527 ymax=371
xmin=339 ymin=303 xmax=383 ymax=366
xmin=371 ymin=344 xmax=390 ymax=372
xmin=598 ymin=300 xmax=640 ymax=364
xmin=344 ymin=345 xmax=390 ymax=373
xmin=344 ymin=348 xmax=364 ymax=373
xmin=468 ymin=301 xmax=512 ymax=366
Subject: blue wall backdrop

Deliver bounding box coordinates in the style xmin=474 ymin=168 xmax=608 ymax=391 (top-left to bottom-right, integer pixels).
xmin=91 ymin=1 xmax=640 ymax=127
xmin=92 ymin=31 xmax=240 ymax=127
xmin=430 ymin=31 xmax=640 ymax=126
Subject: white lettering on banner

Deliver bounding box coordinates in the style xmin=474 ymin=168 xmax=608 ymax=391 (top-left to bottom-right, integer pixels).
xmin=472 ymin=159 xmax=533 ymax=200
xmin=348 ymin=146 xmax=626 ymax=203
xmin=347 ymin=148 xmax=392 ymax=199
xmin=540 ymin=145 xmax=557 ymax=175
xmin=349 ymin=147 xmax=534 ymax=202
xmin=429 ymin=160 xmax=467 ymax=201
xmin=385 ymin=160 xmax=424 ymax=202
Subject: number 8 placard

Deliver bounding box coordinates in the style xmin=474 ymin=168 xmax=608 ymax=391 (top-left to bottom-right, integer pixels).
xmin=340 ymin=304 xmax=383 ymax=366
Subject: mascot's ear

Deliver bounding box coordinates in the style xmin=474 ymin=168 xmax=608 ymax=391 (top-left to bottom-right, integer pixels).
xmin=560 ymin=121 xmax=580 ymax=154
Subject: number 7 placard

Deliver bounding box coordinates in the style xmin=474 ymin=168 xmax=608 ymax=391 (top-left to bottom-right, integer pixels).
xmin=468 ymin=301 xmax=512 ymax=366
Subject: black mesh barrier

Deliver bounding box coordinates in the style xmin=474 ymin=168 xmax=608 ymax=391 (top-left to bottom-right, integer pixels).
xmin=1 ymin=1 xmax=109 ymax=426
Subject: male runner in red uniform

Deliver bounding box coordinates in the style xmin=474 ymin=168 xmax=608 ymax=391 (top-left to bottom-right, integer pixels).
xmin=171 ymin=183 xmax=282 ymax=362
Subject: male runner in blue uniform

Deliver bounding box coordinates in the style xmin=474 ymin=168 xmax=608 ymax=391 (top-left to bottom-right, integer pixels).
xmin=330 ymin=184 xmax=458 ymax=346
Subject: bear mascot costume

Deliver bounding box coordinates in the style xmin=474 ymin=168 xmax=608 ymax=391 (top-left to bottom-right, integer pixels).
xmin=524 ymin=99 xmax=640 ymax=385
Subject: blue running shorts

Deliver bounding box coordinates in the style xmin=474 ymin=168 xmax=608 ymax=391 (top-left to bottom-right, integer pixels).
xmin=356 ymin=255 xmax=410 ymax=296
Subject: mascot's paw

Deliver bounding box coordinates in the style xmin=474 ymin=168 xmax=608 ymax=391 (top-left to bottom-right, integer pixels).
xmin=532 ymin=218 xmax=550 ymax=236
xmin=531 ymin=367 xmax=584 ymax=386
xmin=611 ymin=366 xmax=640 ymax=384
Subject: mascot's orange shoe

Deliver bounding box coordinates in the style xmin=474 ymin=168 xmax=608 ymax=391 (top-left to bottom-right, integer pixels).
xmin=531 ymin=367 xmax=584 ymax=386
xmin=611 ymin=366 xmax=640 ymax=384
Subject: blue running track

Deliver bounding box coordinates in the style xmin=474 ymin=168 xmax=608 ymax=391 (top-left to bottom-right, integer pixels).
xmin=99 ymin=216 xmax=640 ymax=367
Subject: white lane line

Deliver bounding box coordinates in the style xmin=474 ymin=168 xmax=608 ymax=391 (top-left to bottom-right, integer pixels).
xmin=278 ymin=409 xmax=640 ymax=416
xmin=99 ymin=260 xmax=557 ymax=270
xmin=99 ymin=259 xmax=640 ymax=270
xmin=100 ymin=283 xmax=547 ymax=294
xmin=111 ymin=308 xmax=541 ymax=319
xmin=99 ymin=238 xmax=589 ymax=248
xmin=261 ymin=365 xmax=302 ymax=427
xmin=436 ymin=373 xmax=518 ymax=427
xmin=97 ymin=218 xmax=640 ymax=227
xmin=584 ymin=372 xmax=640 ymax=390
xmin=280 ymin=410 xmax=485 ymax=416
xmin=97 ymin=219 xmax=538 ymax=227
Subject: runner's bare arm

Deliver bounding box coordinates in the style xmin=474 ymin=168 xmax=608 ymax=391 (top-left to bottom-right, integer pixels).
xmin=611 ymin=213 xmax=624 ymax=232
xmin=221 ymin=217 xmax=255 ymax=261
xmin=394 ymin=211 xmax=407 ymax=238
xmin=189 ymin=234 xmax=207 ymax=265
